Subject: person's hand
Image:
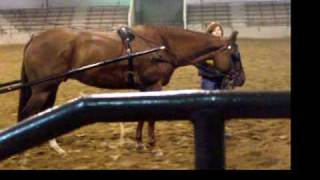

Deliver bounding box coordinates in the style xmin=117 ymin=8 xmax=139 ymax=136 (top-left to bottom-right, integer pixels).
xmin=205 ymin=59 xmax=214 ymax=66
xmin=221 ymin=77 xmax=235 ymax=90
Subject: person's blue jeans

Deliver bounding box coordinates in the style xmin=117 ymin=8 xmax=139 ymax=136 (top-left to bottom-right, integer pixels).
xmin=201 ymin=77 xmax=224 ymax=90
xmin=201 ymin=77 xmax=232 ymax=138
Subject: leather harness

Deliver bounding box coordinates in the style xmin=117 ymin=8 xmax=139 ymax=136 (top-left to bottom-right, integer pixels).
xmin=116 ymin=26 xmax=235 ymax=88
xmin=117 ymin=27 xmax=136 ymax=88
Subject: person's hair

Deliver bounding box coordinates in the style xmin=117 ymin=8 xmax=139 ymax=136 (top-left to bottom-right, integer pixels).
xmin=206 ymin=21 xmax=224 ymax=37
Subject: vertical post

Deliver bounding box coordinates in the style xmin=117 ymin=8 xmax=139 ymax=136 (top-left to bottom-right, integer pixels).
xmin=200 ymin=0 xmax=204 ymax=30
xmin=128 ymin=0 xmax=135 ymax=27
xmin=192 ymin=109 xmax=225 ymax=170
xmin=45 ymin=0 xmax=49 ymax=8
xmin=183 ymin=0 xmax=187 ymax=29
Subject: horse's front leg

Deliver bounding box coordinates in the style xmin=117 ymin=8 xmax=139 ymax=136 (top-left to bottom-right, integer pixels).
xmin=135 ymin=119 xmax=156 ymax=150
xmin=137 ymin=82 xmax=162 ymax=150
xmin=136 ymin=121 xmax=144 ymax=150
xmin=147 ymin=120 xmax=155 ymax=147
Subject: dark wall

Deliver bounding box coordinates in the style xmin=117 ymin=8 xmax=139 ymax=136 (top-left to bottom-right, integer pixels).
xmin=134 ymin=0 xmax=184 ymax=26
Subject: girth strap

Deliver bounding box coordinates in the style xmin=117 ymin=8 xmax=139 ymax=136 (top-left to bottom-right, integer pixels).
xmin=117 ymin=27 xmax=136 ymax=88
xmin=127 ymin=43 xmax=135 ymax=88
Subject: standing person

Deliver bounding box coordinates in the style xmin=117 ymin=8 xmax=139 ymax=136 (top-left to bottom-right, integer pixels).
xmin=198 ymin=21 xmax=245 ymax=90
xmin=198 ymin=22 xmax=245 ymax=138
xmin=198 ymin=21 xmax=225 ymax=90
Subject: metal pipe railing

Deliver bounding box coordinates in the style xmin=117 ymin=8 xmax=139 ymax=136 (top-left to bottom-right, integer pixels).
xmin=0 ymin=90 xmax=290 ymax=169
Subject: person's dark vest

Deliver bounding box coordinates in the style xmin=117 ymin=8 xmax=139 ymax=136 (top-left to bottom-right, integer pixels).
xmin=198 ymin=61 xmax=224 ymax=80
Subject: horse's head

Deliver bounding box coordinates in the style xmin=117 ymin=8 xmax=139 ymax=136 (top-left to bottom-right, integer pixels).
xmin=211 ymin=31 xmax=246 ymax=88
xmin=211 ymin=31 xmax=238 ymax=73
xmin=138 ymin=25 xmax=245 ymax=88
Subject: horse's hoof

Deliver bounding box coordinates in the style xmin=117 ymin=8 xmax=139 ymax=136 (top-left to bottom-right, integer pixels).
xmin=18 ymin=158 xmax=28 ymax=166
xmin=0 ymin=127 xmax=9 ymax=133
xmin=136 ymin=143 xmax=145 ymax=152
xmin=147 ymin=140 xmax=155 ymax=148
xmin=49 ymin=139 xmax=67 ymax=156
xmin=118 ymin=141 xmax=124 ymax=147
xmin=118 ymin=138 xmax=126 ymax=147
xmin=56 ymin=148 xmax=67 ymax=156
xmin=224 ymin=132 xmax=232 ymax=139
xmin=151 ymin=148 xmax=164 ymax=157
xmin=17 ymin=154 xmax=29 ymax=166
xmin=118 ymin=138 xmax=135 ymax=147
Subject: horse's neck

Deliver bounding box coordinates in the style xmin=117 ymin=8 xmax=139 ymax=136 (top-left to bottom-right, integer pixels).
xmin=159 ymin=29 xmax=223 ymax=67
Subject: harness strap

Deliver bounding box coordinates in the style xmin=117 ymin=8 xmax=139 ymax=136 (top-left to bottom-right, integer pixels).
xmin=117 ymin=27 xmax=136 ymax=88
xmin=126 ymin=43 xmax=135 ymax=88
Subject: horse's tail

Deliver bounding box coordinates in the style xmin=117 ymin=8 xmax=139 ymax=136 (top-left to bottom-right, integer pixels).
xmin=17 ymin=62 xmax=32 ymax=122
xmin=17 ymin=36 xmax=33 ymax=122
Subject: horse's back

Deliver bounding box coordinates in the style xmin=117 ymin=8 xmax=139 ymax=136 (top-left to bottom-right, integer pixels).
xmin=23 ymin=27 xmax=78 ymax=80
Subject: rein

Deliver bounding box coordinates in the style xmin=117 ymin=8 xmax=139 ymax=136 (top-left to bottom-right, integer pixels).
xmin=129 ymin=32 xmax=177 ymax=67
xmin=36 ymin=23 xmax=227 ymax=73
xmin=33 ymin=24 xmax=230 ymax=78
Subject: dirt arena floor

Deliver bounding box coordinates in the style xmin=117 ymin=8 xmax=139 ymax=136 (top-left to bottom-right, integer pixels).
xmin=0 ymin=38 xmax=290 ymax=169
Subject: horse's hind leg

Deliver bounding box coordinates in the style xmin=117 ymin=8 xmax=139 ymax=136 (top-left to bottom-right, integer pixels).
xmin=21 ymin=85 xmax=66 ymax=155
xmin=20 ymin=87 xmax=52 ymax=120
xmin=17 ymin=64 xmax=32 ymax=122
xmin=16 ymin=85 xmax=55 ymax=165
xmin=118 ymin=122 xmax=125 ymax=146
xmin=18 ymin=85 xmax=32 ymax=122
xmin=42 ymin=86 xmax=67 ymax=155
xmin=49 ymin=139 xmax=66 ymax=155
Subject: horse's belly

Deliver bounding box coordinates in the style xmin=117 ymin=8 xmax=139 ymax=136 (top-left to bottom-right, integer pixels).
xmin=72 ymin=68 xmax=133 ymax=89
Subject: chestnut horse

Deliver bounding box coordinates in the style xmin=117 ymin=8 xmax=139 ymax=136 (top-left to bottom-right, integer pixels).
xmin=19 ymin=25 xmax=240 ymax=154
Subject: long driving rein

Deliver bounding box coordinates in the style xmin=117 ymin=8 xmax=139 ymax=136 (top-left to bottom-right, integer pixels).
xmin=34 ymin=22 xmax=231 ymax=77
xmin=0 ymin=26 xmax=231 ymax=94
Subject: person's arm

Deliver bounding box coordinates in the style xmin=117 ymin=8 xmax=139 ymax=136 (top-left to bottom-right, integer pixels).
xmin=197 ymin=60 xmax=223 ymax=79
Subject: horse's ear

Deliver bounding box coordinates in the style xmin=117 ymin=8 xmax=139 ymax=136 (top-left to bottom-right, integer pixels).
xmin=229 ymin=31 xmax=239 ymax=43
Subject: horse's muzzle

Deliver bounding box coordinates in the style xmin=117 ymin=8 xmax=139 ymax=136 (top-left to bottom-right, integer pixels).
xmin=232 ymin=71 xmax=245 ymax=87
